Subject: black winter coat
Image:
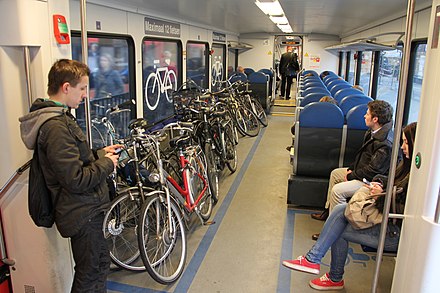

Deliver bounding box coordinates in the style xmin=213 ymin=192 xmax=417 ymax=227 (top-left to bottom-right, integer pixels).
xmin=20 ymin=99 xmax=114 ymax=237
xmin=347 ymin=121 xmax=394 ymax=182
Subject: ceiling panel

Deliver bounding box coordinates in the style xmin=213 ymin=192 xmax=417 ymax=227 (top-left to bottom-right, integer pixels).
xmin=90 ymin=0 xmax=431 ymax=37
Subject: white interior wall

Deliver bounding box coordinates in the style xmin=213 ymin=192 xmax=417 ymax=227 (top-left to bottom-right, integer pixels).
xmin=238 ymin=35 xmax=275 ymax=71
xmin=302 ymin=37 xmax=339 ymax=74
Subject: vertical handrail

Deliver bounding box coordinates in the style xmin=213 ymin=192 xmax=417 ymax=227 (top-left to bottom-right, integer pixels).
xmin=24 ymin=46 xmax=33 ymax=108
xmin=434 ymin=187 xmax=440 ymax=223
xmin=80 ymin=0 xmax=93 ymax=148
xmin=371 ymin=0 xmax=415 ymax=292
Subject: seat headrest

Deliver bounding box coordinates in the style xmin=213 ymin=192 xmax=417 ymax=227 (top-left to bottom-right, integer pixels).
xmin=346 ymin=104 xmax=369 ymax=130
xmin=339 ymin=94 xmax=373 ymax=116
xmin=248 ymin=72 xmax=268 ymax=83
xmin=299 ymin=102 xmax=344 ymax=128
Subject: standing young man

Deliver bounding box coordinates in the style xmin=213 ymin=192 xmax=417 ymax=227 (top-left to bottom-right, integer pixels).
xmin=279 ymin=47 xmax=294 ymax=99
xmin=311 ymin=100 xmax=394 ymax=224
xmin=19 ymin=59 xmax=120 ymax=292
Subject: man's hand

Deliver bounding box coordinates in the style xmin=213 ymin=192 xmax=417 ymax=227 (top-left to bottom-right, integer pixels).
xmin=105 ymin=152 xmax=119 ymax=168
xmin=103 ymin=144 xmax=124 ymax=154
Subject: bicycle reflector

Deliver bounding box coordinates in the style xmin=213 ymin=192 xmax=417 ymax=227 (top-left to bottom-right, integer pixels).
xmin=148 ymin=172 xmax=160 ymax=183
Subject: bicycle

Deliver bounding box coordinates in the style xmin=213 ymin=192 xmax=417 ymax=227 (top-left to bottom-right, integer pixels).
xmin=144 ymin=66 xmax=178 ymax=111
xmin=137 ymin=121 xmax=215 ymax=284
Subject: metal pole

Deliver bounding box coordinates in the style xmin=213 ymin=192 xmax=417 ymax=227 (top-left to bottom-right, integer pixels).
xmin=434 ymin=187 xmax=440 ymax=223
xmin=24 ymin=46 xmax=33 ymax=109
xmin=371 ymin=0 xmax=416 ymax=292
xmin=80 ymin=0 xmax=93 ymax=147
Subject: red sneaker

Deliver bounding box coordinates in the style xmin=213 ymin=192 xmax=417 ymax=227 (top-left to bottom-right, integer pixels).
xmin=309 ymin=273 xmax=344 ymax=291
xmin=282 ymin=256 xmax=320 ymax=274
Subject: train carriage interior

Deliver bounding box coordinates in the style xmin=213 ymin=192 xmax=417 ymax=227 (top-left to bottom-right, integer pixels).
xmin=0 ymin=0 xmax=440 ymax=292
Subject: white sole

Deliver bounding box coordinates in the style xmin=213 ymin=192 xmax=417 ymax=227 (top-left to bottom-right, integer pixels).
xmin=282 ymin=261 xmax=320 ymax=275
xmin=309 ymin=282 xmax=344 ymax=291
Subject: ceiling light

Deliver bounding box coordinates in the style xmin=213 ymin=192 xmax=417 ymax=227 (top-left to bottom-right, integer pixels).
xmin=269 ymin=15 xmax=288 ymax=25
xmin=255 ymin=0 xmax=284 ymax=16
xmin=277 ymin=24 xmax=293 ymax=33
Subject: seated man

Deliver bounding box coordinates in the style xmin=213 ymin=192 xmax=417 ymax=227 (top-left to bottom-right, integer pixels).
xmin=311 ymin=100 xmax=394 ymax=226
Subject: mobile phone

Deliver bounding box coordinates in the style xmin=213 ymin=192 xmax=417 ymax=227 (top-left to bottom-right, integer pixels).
xmin=362 ymin=178 xmax=371 ymax=185
xmin=114 ymin=148 xmax=123 ymax=155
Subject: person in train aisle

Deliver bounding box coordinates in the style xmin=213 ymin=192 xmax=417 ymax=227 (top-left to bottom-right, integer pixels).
xmin=91 ymin=53 xmax=124 ymax=99
xmin=279 ymin=47 xmax=294 ymax=99
xmin=284 ymin=52 xmax=300 ymax=100
xmin=282 ymin=122 xmax=416 ymax=291
xmin=19 ymin=59 xmax=120 ymax=292
xmin=311 ymin=100 xmax=394 ymax=224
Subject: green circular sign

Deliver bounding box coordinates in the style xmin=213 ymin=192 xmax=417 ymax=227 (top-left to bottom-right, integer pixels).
xmin=415 ymin=152 xmax=421 ymax=169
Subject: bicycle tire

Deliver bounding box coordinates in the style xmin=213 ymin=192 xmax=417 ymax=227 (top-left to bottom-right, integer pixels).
xmin=225 ymin=130 xmax=238 ymax=173
xmin=235 ymin=106 xmax=260 ymax=137
xmin=103 ymin=189 xmax=145 ymax=271
xmin=138 ymin=194 xmax=187 ymax=284
xmin=204 ymin=142 xmax=219 ymax=204
xmin=188 ymin=153 xmax=213 ymax=221
xmin=145 ymin=73 xmax=160 ymax=110
xmin=251 ymin=98 xmax=268 ymax=127
xmin=165 ymin=70 xmax=178 ymax=103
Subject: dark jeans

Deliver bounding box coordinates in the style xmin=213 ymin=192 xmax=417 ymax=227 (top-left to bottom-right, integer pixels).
xmin=280 ymin=74 xmax=294 ymax=99
xmin=70 ymin=213 xmax=110 ymax=293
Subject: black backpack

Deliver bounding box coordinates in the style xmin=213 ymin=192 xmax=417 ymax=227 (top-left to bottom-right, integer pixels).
xmin=28 ymin=143 xmax=59 ymax=228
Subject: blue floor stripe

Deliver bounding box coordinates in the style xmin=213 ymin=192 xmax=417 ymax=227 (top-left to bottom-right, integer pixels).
xmin=277 ymin=209 xmax=295 ymax=293
xmin=107 ymin=280 xmax=167 ymax=293
xmin=173 ymin=128 xmax=266 ymax=292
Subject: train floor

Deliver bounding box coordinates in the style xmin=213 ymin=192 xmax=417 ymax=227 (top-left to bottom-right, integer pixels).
xmin=106 ymin=114 xmax=396 ymax=293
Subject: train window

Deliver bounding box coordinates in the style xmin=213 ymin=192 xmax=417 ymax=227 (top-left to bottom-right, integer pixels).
xmin=228 ymin=49 xmax=238 ymax=77
xmin=377 ymin=49 xmax=403 ymax=115
xmin=347 ymin=51 xmax=357 ymax=84
xmin=360 ymin=51 xmax=373 ymax=95
xmin=211 ymin=43 xmax=226 ymax=91
xmin=71 ymin=34 xmax=134 ymax=148
xmin=187 ymin=42 xmax=209 ymax=88
xmin=339 ymin=52 xmax=347 ymax=79
xmin=406 ymin=42 xmax=426 ymax=123
xmin=142 ymin=38 xmax=182 ymax=124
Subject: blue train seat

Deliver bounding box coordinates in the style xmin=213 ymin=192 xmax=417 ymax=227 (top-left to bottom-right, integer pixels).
xmin=302 ymin=70 xmax=319 ymax=77
xmin=334 ymin=87 xmax=365 ymax=103
xmin=343 ymin=104 xmax=368 ymax=166
xmin=299 ymin=93 xmax=329 ymax=107
xmin=301 ymin=87 xmax=331 ymax=98
xmin=228 ymin=72 xmax=248 ymax=83
xmin=303 ymin=80 xmax=325 ymax=89
xmin=248 ymin=71 xmax=271 ymax=110
xmin=320 ymin=71 xmax=337 ymax=79
xmin=326 ymin=78 xmax=348 ymax=90
xmin=339 ymin=94 xmax=373 ymax=116
xmin=288 ymin=102 xmax=345 ymax=207
xmin=323 ymin=75 xmax=341 ymax=86
xmin=258 ymin=68 xmax=273 ymax=78
xmin=244 ymin=67 xmax=255 ymax=76
xmin=330 ymin=82 xmax=352 ymax=97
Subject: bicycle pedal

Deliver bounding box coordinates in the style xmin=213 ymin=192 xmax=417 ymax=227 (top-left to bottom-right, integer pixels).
xmin=203 ymin=220 xmax=216 ymax=225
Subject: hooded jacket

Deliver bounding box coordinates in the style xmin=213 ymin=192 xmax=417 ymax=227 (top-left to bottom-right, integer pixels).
xmin=19 ymin=98 xmax=114 ymax=237
xmin=347 ymin=120 xmax=394 ymax=182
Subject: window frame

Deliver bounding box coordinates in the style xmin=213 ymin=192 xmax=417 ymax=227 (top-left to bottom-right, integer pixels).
xmin=186 ymin=41 xmax=210 ymax=89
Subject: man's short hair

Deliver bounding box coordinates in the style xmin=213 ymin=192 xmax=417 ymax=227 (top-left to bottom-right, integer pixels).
xmin=47 ymin=59 xmax=90 ymax=96
xmin=367 ymin=100 xmax=393 ymax=125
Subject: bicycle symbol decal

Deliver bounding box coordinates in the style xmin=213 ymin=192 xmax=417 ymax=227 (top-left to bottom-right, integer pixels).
xmin=144 ymin=66 xmax=177 ymax=111
xmin=211 ymin=57 xmax=223 ymax=86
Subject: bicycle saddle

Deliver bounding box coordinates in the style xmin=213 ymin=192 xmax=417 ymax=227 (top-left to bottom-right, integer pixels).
xmin=128 ymin=118 xmax=148 ymax=130
xmin=169 ymin=135 xmax=192 ymax=148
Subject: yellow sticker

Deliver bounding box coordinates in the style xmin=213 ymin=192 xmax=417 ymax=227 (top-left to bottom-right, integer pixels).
xmin=304 ymin=52 xmax=309 ymax=57
xmin=268 ymin=51 xmax=272 ymax=55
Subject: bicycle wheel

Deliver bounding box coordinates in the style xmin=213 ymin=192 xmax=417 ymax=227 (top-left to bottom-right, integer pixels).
xmin=138 ymin=194 xmax=187 ymax=284
xmin=225 ymin=130 xmax=238 ymax=173
xmin=165 ymin=70 xmax=178 ymax=103
xmin=235 ymin=106 xmax=260 ymax=137
xmin=204 ymin=142 xmax=219 ymax=204
xmin=103 ymin=189 xmax=144 ymax=271
xmin=251 ymin=98 xmax=268 ymax=127
xmin=145 ymin=73 xmax=160 ymax=110
xmin=188 ymin=154 xmax=213 ymax=221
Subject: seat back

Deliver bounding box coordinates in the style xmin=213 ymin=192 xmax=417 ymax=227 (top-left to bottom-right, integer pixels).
xmin=339 ymin=94 xmax=373 ymax=116
xmin=228 ymin=72 xmax=248 ymax=83
xmin=248 ymin=71 xmax=270 ymax=108
xmin=302 ymin=87 xmax=331 ymax=97
xmin=294 ymin=102 xmax=344 ymax=177
xmin=244 ymin=67 xmax=255 ymax=76
xmin=343 ymin=104 xmax=368 ymax=166
xmin=334 ymin=87 xmax=364 ymax=103
xmin=330 ymin=83 xmax=351 ymax=97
